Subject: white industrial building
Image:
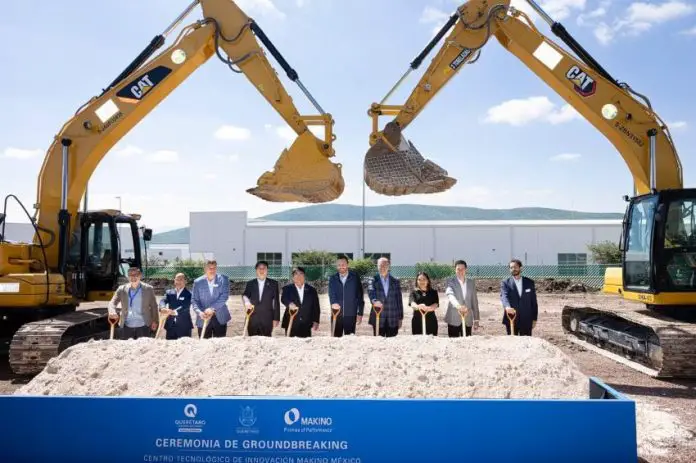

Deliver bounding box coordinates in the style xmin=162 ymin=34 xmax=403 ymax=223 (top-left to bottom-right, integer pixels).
xmin=188 ymin=211 xmax=622 ymax=267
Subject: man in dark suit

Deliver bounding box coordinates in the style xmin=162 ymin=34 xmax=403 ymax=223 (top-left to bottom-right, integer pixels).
xmin=328 ymin=255 xmax=365 ymax=336
xmin=159 ymin=272 xmax=194 ymax=339
xmin=280 ymin=267 xmax=320 ymax=337
xmin=242 ymin=260 xmax=281 ymax=336
xmin=367 ymin=257 xmax=403 ymax=337
xmin=500 ymin=259 xmax=538 ymax=336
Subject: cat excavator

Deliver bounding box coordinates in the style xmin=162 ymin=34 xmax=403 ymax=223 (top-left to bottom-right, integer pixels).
xmin=0 ymin=0 xmax=343 ymax=375
xmin=364 ymin=0 xmax=696 ymax=378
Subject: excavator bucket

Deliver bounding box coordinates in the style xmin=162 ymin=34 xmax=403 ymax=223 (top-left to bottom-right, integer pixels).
xmin=364 ymin=121 xmax=456 ymax=196
xmin=247 ymin=130 xmax=344 ymax=203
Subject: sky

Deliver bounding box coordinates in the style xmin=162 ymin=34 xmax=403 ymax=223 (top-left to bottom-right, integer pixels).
xmin=1 ymin=0 xmax=695 ymax=232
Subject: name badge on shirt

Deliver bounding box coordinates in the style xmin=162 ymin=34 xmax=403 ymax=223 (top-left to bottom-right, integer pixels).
xmin=525 ymin=288 xmax=531 ymax=293
xmin=179 ymin=297 xmax=185 ymax=300
xmin=213 ymin=284 xmax=218 ymax=288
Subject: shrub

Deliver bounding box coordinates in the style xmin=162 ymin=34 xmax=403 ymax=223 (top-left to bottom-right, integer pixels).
xmin=415 ymin=262 xmax=453 ymax=280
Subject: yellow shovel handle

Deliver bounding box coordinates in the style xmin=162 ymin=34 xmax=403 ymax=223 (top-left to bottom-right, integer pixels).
xmin=201 ymin=317 xmax=210 ymax=340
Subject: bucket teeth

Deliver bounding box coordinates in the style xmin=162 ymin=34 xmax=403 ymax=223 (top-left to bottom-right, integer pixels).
xmin=364 ymin=122 xmax=456 ymax=196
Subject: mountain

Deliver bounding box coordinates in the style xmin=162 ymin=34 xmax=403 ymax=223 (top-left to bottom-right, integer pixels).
xmin=150 ymin=205 xmax=623 ymax=244
xmin=257 ymin=204 xmax=624 ymax=221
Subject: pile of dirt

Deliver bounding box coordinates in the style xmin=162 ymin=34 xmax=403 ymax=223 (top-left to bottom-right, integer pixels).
xmin=17 ymin=335 xmax=588 ymax=399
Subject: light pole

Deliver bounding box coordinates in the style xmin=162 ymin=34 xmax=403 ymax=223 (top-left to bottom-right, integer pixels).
xmin=361 ymin=160 xmax=366 ymax=259
xmin=115 ymin=196 xmax=122 ymax=211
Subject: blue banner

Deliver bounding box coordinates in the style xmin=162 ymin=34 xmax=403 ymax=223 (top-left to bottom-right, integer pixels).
xmin=0 ymin=378 xmax=636 ymax=463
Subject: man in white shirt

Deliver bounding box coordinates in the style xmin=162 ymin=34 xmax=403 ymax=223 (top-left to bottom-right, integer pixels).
xmin=242 ymin=260 xmax=281 ymax=336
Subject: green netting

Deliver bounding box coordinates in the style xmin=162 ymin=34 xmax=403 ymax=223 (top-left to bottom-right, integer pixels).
xmin=143 ymin=264 xmax=618 ymax=288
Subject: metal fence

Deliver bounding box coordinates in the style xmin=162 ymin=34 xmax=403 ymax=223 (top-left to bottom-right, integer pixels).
xmin=143 ymin=263 xmax=618 ymax=288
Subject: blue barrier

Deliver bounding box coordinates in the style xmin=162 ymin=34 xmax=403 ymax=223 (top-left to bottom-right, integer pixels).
xmin=1 ymin=377 xmax=636 ymax=463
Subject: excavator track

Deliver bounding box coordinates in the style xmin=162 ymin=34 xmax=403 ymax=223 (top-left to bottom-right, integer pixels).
xmin=9 ymin=308 xmax=111 ymax=376
xmin=562 ymin=304 xmax=696 ymax=378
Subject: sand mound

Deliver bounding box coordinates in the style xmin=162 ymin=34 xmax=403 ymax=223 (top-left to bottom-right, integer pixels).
xmin=16 ymin=335 xmax=589 ymax=399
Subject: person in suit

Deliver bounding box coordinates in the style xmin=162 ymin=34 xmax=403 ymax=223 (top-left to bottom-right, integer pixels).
xmin=280 ymin=267 xmax=320 ymax=337
xmin=444 ymin=259 xmax=480 ymax=337
xmin=159 ymin=273 xmax=193 ymax=339
xmin=242 ymin=260 xmax=281 ymax=336
xmin=367 ymin=257 xmax=404 ymax=337
xmin=500 ymin=259 xmax=538 ymax=336
xmin=408 ymin=271 xmax=439 ymax=336
xmin=191 ymin=259 xmax=231 ymax=338
xmin=107 ymin=266 xmax=159 ymax=339
xmin=327 ymin=255 xmax=365 ymax=336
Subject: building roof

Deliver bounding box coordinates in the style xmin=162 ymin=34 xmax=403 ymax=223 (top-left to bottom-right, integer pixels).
xmin=247 ymin=219 xmax=623 ymax=228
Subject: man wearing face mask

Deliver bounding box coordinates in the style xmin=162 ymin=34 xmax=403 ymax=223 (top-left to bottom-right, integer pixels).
xmin=242 ymin=260 xmax=281 ymax=336
xmin=328 ymin=255 xmax=365 ymax=336
xmin=500 ymin=259 xmax=538 ymax=336
xmin=280 ymin=267 xmax=320 ymax=337
xmin=107 ymin=267 xmax=159 ymax=339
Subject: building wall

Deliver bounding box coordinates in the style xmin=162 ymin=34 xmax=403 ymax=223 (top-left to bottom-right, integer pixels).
xmin=188 ymin=212 xmax=623 ymax=266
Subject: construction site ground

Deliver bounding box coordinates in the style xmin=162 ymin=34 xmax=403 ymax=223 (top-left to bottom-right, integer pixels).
xmin=1 ymin=290 xmax=695 ymax=462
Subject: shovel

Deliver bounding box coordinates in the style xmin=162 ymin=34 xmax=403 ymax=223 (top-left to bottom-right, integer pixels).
xmin=419 ymin=307 xmax=428 ymax=336
xmin=287 ymin=306 xmax=299 ymax=337
xmin=108 ymin=316 xmax=118 ymax=340
xmin=246 ymin=130 xmax=345 ymax=203
xmin=373 ymin=305 xmax=383 ymax=337
xmin=506 ymin=311 xmax=517 ymax=336
xmin=200 ymin=316 xmax=210 ymax=340
xmin=243 ymin=305 xmax=255 ymax=337
xmin=459 ymin=307 xmax=468 ymax=337
xmin=155 ymin=310 xmax=170 ymax=339
xmin=364 ymin=120 xmax=456 ymax=196
xmin=331 ymin=307 xmax=341 ymax=337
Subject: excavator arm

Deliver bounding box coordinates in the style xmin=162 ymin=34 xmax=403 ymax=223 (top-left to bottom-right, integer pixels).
xmin=364 ymin=0 xmax=682 ymax=196
xmin=34 ymin=0 xmax=344 ymax=272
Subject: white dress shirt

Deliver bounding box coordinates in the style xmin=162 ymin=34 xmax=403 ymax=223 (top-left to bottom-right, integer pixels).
xmin=296 ymin=284 xmax=305 ymax=304
xmin=513 ymin=276 xmax=523 ymax=296
xmin=257 ymin=278 xmax=265 ymax=300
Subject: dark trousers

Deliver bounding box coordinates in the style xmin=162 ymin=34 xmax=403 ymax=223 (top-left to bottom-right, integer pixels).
xmin=248 ymin=316 xmax=274 ymax=337
xmin=372 ymin=324 xmax=399 ymax=337
xmin=412 ymin=311 xmax=438 ymax=335
xmin=505 ymin=323 xmax=532 ymax=336
xmin=333 ymin=315 xmax=356 ymax=337
xmin=120 ymin=325 xmax=151 ymax=340
xmin=286 ymin=323 xmax=312 ymax=338
xmin=198 ymin=315 xmax=227 ymax=338
xmin=165 ymin=322 xmax=192 ymax=340
xmin=448 ymin=324 xmax=472 ymax=337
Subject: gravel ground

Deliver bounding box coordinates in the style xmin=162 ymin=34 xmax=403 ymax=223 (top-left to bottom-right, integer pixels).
xmin=2 ymin=290 xmax=695 ymax=462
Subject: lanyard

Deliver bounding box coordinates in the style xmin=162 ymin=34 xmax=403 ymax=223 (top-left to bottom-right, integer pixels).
xmin=128 ymin=286 xmax=141 ymax=307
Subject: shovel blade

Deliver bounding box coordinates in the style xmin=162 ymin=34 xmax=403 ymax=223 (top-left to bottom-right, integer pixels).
xmin=364 ymin=121 xmax=456 ymax=196
xmin=247 ymin=130 xmax=344 ymax=203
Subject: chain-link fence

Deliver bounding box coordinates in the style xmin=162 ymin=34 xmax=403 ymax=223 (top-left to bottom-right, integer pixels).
xmin=143 ymin=263 xmax=618 ymax=289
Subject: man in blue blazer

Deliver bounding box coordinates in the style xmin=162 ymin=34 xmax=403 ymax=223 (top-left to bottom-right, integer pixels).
xmin=191 ymin=259 xmax=231 ymax=338
xmin=367 ymin=257 xmax=403 ymax=337
xmin=159 ymin=272 xmax=193 ymax=339
xmin=328 ymin=255 xmax=365 ymax=336
xmin=280 ymin=267 xmax=321 ymax=337
xmin=500 ymin=259 xmax=538 ymax=336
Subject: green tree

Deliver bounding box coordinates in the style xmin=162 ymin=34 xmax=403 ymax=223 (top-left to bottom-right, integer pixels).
xmin=291 ymin=250 xmax=339 ymax=280
xmin=415 ymin=262 xmax=452 ymax=279
xmin=587 ymin=241 xmax=621 ymax=264
xmin=350 ymin=258 xmax=376 ymax=279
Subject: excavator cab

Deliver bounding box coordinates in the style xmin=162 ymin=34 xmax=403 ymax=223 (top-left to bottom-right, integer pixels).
xmin=65 ymin=210 xmax=150 ymax=301
xmin=620 ymin=189 xmax=696 ymax=299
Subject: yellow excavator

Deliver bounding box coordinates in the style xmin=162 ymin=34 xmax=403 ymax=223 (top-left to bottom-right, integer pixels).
xmin=0 ymin=0 xmax=343 ymax=375
xmin=364 ymin=0 xmax=696 ymax=378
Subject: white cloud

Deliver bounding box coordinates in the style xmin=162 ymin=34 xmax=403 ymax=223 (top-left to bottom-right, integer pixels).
xmin=577 ymin=4 xmax=607 ymax=26
xmin=214 ymin=125 xmax=252 ymax=141
xmin=148 ymin=150 xmax=179 ymax=163
xmin=537 ymin=0 xmax=586 ymax=20
xmin=215 ymin=153 xmax=241 ymax=162
xmin=2 ymin=147 xmax=42 ymax=159
xmin=112 ymin=144 xmax=144 ymax=157
xmin=681 ymin=25 xmax=696 ymax=35
xmin=419 ymin=6 xmax=450 ymax=37
xmin=587 ymin=1 xmax=695 ymax=45
xmin=550 ymin=153 xmax=581 ymax=162
xmin=668 ymin=121 xmax=688 ymax=129
xmin=233 ymin=0 xmax=285 ymax=19
xmin=482 ymin=96 xmax=580 ymax=126
xmin=204 ymin=173 xmax=218 ymax=180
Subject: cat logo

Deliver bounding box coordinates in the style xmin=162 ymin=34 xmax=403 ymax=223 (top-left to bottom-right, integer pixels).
xmin=566 ymin=65 xmax=596 ymax=97
xmin=116 ymin=66 xmax=172 ymax=103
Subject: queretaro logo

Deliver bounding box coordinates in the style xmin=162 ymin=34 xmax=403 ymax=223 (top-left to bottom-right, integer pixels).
xmin=175 ymin=403 xmax=206 ymax=433
xmin=235 ymin=406 xmax=260 ymax=435
xmin=283 ymin=407 xmax=333 ymax=433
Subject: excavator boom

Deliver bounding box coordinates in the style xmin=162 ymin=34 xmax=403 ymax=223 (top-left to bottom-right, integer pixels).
xmin=365 ymin=0 xmax=682 ymax=197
